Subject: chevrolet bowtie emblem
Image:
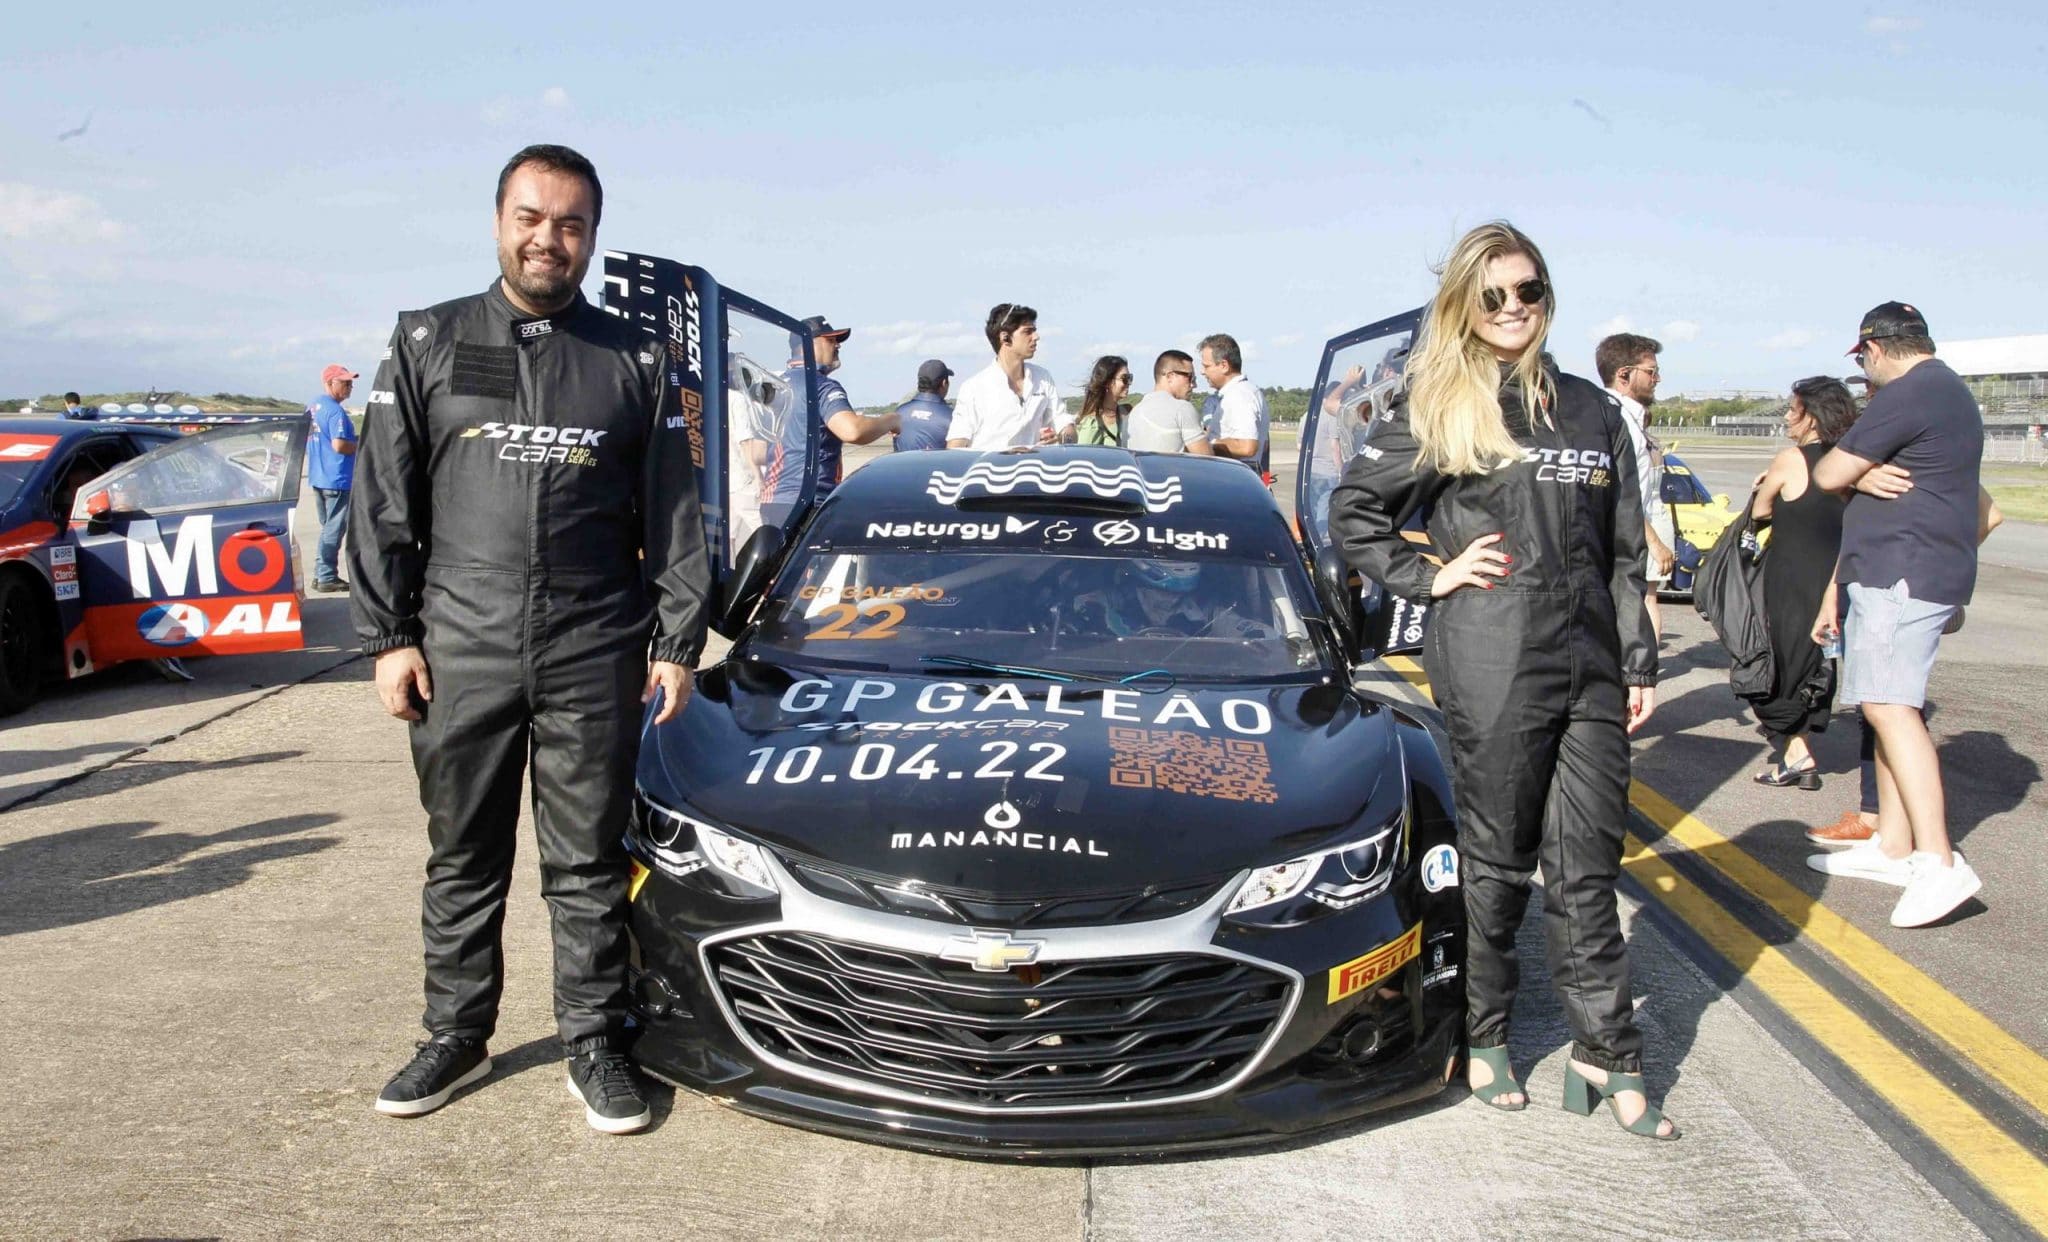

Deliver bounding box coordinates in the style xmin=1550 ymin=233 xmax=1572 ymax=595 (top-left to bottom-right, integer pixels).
xmin=940 ymin=930 xmax=1045 ymax=973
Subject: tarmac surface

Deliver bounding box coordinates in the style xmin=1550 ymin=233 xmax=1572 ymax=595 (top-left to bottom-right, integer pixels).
xmin=2 ymin=440 xmax=2041 ymax=1240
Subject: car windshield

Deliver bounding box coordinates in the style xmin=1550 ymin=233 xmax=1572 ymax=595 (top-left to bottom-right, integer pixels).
xmin=749 ymin=549 xmax=1322 ymax=681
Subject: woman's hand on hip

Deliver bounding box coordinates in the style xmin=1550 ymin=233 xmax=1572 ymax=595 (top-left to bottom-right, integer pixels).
xmin=1430 ymin=533 xmax=1510 ymax=598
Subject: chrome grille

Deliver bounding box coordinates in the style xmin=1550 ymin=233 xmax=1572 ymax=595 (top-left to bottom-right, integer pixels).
xmin=707 ymin=931 xmax=1291 ymax=1109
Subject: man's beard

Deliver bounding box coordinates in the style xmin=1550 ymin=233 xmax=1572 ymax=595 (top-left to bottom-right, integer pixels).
xmin=498 ymin=241 xmax=581 ymax=309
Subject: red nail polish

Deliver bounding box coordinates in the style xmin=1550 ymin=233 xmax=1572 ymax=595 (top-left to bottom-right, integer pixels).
xmin=1504 ymin=556 xmax=1514 ymax=563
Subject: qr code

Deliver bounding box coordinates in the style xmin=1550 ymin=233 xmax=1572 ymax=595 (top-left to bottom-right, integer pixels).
xmin=1107 ymin=728 xmax=1278 ymax=804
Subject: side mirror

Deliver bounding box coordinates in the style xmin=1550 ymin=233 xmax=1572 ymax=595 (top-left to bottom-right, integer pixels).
xmin=1313 ymin=546 xmax=1367 ymax=663
xmin=713 ymin=525 xmax=786 ymax=638
xmin=1712 ymin=493 xmax=1731 ymax=509
xmin=79 ymin=489 xmax=114 ymax=531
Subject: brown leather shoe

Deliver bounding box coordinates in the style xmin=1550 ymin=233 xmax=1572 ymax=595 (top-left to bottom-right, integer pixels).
xmin=1805 ymin=810 xmax=1875 ymax=847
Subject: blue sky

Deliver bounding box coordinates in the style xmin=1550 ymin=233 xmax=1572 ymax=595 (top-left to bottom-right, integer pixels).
xmin=3 ymin=1 xmax=2044 ymax=406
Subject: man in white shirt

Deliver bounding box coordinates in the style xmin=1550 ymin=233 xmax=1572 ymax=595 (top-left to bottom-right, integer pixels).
xmin=1124 ymin=349 xmax=1214 ymax=455
xmin=1595 ymin=332 xmax=1673 ymax=642
xmin=947 ymin=302 xmax=1075 ymax=450
xmin=1198 ymin=333 xmax=1268 ymax=479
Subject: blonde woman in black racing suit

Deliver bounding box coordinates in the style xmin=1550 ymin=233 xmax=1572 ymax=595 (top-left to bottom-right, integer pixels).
xmin=1328 ymin=221 xmax=1675 ymax=1140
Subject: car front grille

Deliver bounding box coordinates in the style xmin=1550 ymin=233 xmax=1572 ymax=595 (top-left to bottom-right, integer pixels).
xmin=707 ymin=931 xmax=1291 ymax=1110
xmin=781 ymin=857 xmax=1223 ymax=929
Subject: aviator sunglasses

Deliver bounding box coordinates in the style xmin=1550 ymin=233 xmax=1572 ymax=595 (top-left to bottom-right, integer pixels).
xmin=1480 ymin=278 xmax=1548 ymax=314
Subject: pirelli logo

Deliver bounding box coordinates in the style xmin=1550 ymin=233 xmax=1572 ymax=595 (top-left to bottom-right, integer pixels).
xmin=1326 ymin=923 xmax=1422 ymax=1004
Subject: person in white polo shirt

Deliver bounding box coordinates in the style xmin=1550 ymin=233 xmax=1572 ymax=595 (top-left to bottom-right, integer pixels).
xmin=1198 ymin=332 xmax=1269 ymax=481
xmin=946 ymin=302 xmax=1074 ymax=450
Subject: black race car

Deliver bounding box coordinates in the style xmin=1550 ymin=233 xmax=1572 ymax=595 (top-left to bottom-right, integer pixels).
xmin=605 ymin=257 xmax=1463 ymax=1157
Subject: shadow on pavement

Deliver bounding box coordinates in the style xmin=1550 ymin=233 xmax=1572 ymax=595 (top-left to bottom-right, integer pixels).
xmin=0 ymin=811 xmax=340 ymax=937
xmin=1939 ymin=729 xmax=2040 ymax=847
xmin=11 ymin=749 xmax=307 ymax=813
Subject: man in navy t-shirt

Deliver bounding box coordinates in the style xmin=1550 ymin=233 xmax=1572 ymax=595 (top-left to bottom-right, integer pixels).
xmin=1807 ymin=302 xmax=1985 ymax=928
xmin=306 ymin=363 xmax=359 ymax=592
xmin=761 ymin=315 xmax=897 ymax=529
xmin=893 ymin=359 xmax=954 ymax=451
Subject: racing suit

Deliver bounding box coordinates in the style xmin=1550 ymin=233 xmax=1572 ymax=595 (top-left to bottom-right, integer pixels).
xmin=1329 ymin=366 xmax=1655 ymax=1072
xmin=350 ymin=282 xmax=710 ymax=1048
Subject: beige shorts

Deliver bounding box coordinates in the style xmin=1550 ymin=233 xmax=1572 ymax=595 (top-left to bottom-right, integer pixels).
xmin=1645 ymin=507 xmax=1676 ymax=584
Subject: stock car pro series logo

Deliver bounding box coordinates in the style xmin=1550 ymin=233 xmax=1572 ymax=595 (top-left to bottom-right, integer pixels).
xmin=459 ymin=422 xmax=605 ymax=466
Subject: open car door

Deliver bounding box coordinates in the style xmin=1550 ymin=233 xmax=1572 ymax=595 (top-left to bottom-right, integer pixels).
xmin=601 ymin=251 xmax=821 ymax=636
xmin=1294 ymin=307 xmax=1433 ymax=662
xmin=70 ymin=419 xmax=310 ymax=663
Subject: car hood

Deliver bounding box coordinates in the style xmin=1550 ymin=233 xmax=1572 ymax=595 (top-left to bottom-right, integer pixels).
xmin=639 ymin=660 xmax=1403 ymax=896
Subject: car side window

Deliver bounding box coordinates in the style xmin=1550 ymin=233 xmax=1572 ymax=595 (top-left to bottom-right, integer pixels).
xmin=84 ymin=425 xmax=295 ymax=518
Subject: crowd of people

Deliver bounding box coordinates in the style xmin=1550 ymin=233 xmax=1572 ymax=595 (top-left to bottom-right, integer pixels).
xmin=304 ymin=142 xmax=1993 ymax=1144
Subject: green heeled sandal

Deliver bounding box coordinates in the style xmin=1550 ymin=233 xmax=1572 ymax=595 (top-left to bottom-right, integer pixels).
xmin=1466 ymin=1045 xmax=1527 ymax=1111
xmin=1562 ymin=1063 xmax=1680 ymax=1140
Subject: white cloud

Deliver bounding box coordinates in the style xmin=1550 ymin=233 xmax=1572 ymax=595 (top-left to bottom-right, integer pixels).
xmin=857 ymin=320 xmax=986 ymax=357
xmin=1661 ymin=319 xmax=1701 ymax=343
xmin=479 ymin=98 xmax=514 ymax=125
xmin=1268 ymin=333 xmax=1304 ymax=348
xmin=1762 ymin=327 xmax=1817 ymax=350
xmin=1589 ymin=314 xmax=1633 ymax=342
xmin=1865 ymin=15 xmax=1922 ymax=34
xmin=0 ymin=182 xmax=124 ymax=244
xmin=541 ymin=86 xmax=570 ymax=109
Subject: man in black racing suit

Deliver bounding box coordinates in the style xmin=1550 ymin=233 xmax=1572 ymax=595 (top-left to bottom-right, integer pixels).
xmin=1329 ymin=365 xmax=1656 ymax=1097
xmin=350 ymin=145 xmax=710 ymax=1133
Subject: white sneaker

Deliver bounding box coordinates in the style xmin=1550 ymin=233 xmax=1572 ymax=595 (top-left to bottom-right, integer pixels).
xmin=1890 ymin=853 xmax=1982 ymax=928
xmin=1805 ymin=838 xmax=1922 ymax=887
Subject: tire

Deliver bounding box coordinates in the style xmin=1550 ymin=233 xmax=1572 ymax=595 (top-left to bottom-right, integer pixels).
xmin=0 ymin=571 xmax=55 ymax=716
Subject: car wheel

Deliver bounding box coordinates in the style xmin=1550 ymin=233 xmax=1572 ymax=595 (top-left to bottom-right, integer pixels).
xmin=0 ymin=571 xmax=55 ymax=716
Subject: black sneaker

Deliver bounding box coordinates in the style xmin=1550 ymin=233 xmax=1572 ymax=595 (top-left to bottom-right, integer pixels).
xmin=312 ymin=578 xmax=350 ymax=594
xmin=374 ymin=1034 xmax=491 ymax=1117
xmin=564 ymin=1038 xmax=651 ymax=1134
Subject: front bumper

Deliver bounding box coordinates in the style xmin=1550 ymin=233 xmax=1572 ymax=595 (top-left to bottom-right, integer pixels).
xmin=624 ymin=850 xmax=1463 ymax=1158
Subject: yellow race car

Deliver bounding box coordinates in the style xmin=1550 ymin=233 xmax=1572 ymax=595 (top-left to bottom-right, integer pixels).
xmin=1660 ymin=450 xmax=1741 ymax=597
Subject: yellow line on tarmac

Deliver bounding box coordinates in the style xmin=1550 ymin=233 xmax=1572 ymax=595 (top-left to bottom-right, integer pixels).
xmin=1628 ymin=783 xmax=2048 ymax=1116
xmin=1624 ymin=841 xmax=2048 ymax=1228
xmin=1376 ymin=652 xmax=2048 ymax=1226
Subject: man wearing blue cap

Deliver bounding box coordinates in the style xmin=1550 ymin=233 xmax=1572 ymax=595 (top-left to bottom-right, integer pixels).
xmin=762 ymin=315 xmax=897 ymax=528
xmin=893 ymin=359 xmax=954 ymax=451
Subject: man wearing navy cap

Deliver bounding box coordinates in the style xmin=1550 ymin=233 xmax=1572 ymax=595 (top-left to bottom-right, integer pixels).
xmin=306 ymin=363 xmax=358 ymax=592
xmin=761 ymin=315 xmax=898 ymax=527
xmin=893 ymin=359 xmax=954 ymax=451
xmin=1806 ymin=302 xmax=1986 ymax=928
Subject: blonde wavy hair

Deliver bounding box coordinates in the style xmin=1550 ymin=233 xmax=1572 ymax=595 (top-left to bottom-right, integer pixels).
xmin=1405 ymin=221 xmax=1556 ymax=476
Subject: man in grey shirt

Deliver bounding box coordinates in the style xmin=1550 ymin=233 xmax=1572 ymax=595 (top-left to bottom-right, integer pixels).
xmin=1124 ymin=350 xmax=1214 ymax=454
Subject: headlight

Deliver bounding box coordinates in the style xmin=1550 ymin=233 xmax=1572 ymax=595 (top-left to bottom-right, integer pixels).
xmin=1224 ymin=808 xmax=1406 ymax=923
xmin=1223 ymin=855 xmax=1319 ymax=915
xmin=698 ymin=822 xmax=779 ymax=896
xmin=630 ymin=792 xmax=780 ymax=899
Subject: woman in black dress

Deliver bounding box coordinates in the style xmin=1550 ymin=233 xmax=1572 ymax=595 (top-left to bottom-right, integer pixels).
xmin=1749 ymin=377 xmax=1861 ymax=787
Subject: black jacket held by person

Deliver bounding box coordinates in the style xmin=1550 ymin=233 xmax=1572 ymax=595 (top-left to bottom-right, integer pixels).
xmin=1695 ymin=493 xmax=1773 ymax=701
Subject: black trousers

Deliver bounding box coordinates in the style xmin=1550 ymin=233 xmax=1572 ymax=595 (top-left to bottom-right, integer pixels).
xmin=408 ymin=570 xmax=648 ymax=1048
xmin=1427 ymin=589 xmax=1644 ymax=1073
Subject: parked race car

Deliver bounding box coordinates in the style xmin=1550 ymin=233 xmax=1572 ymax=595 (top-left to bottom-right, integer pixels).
xmin=0 ymin=417 xmax=310 ymax=713
xmin=606 ymin=257 xmax=1465 ymax=1157
xmin=1659 ymin=450 xmax=1741 ymax=596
